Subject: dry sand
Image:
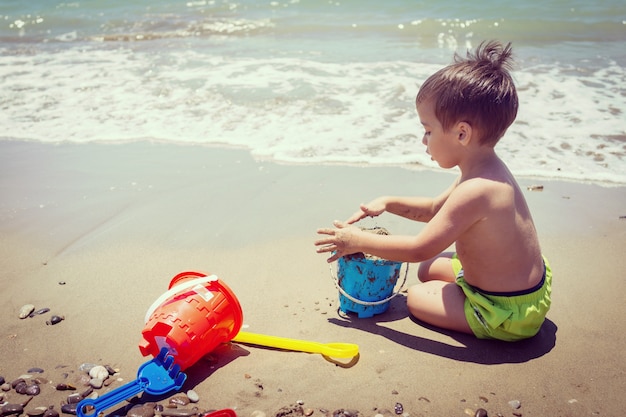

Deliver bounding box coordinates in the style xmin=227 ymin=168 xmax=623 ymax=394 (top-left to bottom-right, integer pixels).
xmin=1 ymin=140 xmax=625 ymax=417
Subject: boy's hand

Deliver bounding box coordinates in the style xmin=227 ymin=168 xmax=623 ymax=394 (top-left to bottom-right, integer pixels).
xmin=315 ymin=221 xmax=361 ymax=263
xmin=345 ymin=199 xmax=387 ymax=224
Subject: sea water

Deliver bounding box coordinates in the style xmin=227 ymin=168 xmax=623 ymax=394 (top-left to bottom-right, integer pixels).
xmin=1 ymin=0 xmax=625 ymax=185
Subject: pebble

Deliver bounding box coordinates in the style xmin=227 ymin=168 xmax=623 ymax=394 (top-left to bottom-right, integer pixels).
xmin=46 ymin=315 xmax=64 ymax=325
xmin=55 ymin=383 xmax=76 ymax=391
xmin=88 ymin=365 xmax=109 ymax=381
xmin=29 ymin=308 xmax=50 ymax=318
xmin=1 ymin=403 xmax=24 ymax=416
xmin=0 ymin=376 xmax=4 ymax=385
xmin=60 ymin=404 xmax=77 ymax=415
xmin=169 ymin=394 xmax=190 ymax=406
xmin=186 ymin=389 xmax=199 ymax=403
xmin=89 ymin=378 xmax=104 ymax=389
xmin=43 ymin=407 xmax=59 ymax=417
xmin=160 ymin=408 xmax=199 ymax=417
xmin=474 ymin=409 xmax=488 ymax=417
xmin=27 ymin=368 xmax=44 ymax=374
xmin=394 ymin=403 xmax=403 ymax=415
xmin=25 ymin=384 xmax=41 ymax=396
xmin=19 ymin=304 xmax=35 ymax=319
xmin=508 ymin=400 xmax=521 ymax=410
xmin=1 ymin=383 xmax=11 ymax=391
xmin=127 ymin=403 xmax=156 ymax=417
xmin=26 ymin=407 xmax=47 ymax=417
xmin=250 ymin=411 xmax=266 ymax=417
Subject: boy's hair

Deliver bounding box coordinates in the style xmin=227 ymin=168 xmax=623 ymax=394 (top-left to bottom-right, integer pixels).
xmin=416 ymin=40 xmax=518 ymax=146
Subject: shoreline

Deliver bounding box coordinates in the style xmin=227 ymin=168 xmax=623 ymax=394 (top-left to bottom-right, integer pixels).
xmin=1 ymin=140 xmax=625 ymax=416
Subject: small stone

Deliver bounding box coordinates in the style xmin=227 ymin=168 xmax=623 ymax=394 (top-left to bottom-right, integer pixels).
xmin=15 ymin=381 xmax=28 ymax=394
xmin=25 ymin=384 xmax=41 ymax=395
xmin=46 ymin=315 xmax=64 ymax=325
xmin=127 ymin=403 xmax=156 ymax=417
xmin=1 ymin=383 xmax=11 ymax=391
xmin=508 ymin=400 xmax=521 ymax=409
xmin=26 ymin=407 xmax=47 ymax=417
xmin=89 ymin=378 xmax=104 ymax=389
xmin=474 ymin=409 xmax=488 ymax=417
xmin=55 ymin=383 xmax=76 ymax=391
xmin=394 ymin=403 xmax=403 ymax=415
xmin=60 ymin=403 xmax=77 ymax=415
xmin=2 ymin=403 xmax=24 ymax=416
xmin=168 ymin=394 xmax=190 ymax=406
xmin=304 ymin=409 xmax=314 ymax=416
xmin=43 ymin=407 xmax=59 ymax=417
xmin=0 ymin=376 xmax=5 ymax=385
xmin=250 ymin=411 xmax=266 ymax=417
xmin=27 ymin=368 xmax=44 ymax=374
xmin=88 ymin=365 xmax=109 ymax=381
xmin=66 ymin=393 xmax=83 ymax=404
xmin=19 ymin=304 xmax=36 ymax=319
xmin=186 ymin=389 xmax=199 ymax=403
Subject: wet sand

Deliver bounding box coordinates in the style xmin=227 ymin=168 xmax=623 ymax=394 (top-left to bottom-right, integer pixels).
xmin=1 ymin=140 xmax=625 ymax=417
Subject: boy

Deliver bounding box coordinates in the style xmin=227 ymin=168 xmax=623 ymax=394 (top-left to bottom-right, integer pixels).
xmin=315 ymin=41 xmax=551 ymax=341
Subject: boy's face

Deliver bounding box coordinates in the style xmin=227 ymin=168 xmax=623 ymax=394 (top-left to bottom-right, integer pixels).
xmin=416 ymin=100 xmax=460 ymax=169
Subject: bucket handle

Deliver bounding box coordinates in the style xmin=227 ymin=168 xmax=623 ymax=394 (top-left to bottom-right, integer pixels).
xmin=144 ymin=274 xmax=219 ymax=323
xmin=329 ymin=262 xmax=409 ymax=307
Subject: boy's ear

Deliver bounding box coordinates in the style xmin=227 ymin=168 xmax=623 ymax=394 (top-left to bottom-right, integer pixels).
xmin=457 ymin=121 xmax=472 ymax=146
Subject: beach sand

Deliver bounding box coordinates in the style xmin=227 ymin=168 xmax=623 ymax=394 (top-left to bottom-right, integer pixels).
xmin=1 ymin=140 xmax=625 ymax=417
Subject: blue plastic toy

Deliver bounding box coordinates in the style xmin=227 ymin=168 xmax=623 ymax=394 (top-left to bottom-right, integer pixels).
xmin=77 ymin=348 xmax=187 ymax=417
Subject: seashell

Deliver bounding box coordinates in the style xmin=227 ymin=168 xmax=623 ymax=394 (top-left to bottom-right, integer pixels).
xmin=1 ymin=403 xmax=24 ymax=416
xmin=88 ymin=365 xmax=109 ymax=381
xmin=304 ymin=409 xmax=314 ymax=417
xmin=186 ymin=389 xmax=199 ymax=403
xmin=60 ymin=403 xmax=77 ymax=415
xmin=29 ymin=308 xmax=50 ymax=318
xmin=43 ymin=406 xmax=59 ymax=417
xmin=78 ymin=363 xmax=97 ymax=373
xmin=46 ymin=315 xmax=64 ymax=325
xmin=25 ymin=384 xmax=41 ymax=396
xmin=19 ymin=304 xmax=35 ymax=319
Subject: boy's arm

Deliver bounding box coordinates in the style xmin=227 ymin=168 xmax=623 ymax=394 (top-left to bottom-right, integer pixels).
xmin=346 ymin=176 xmax=460 ymax=224
xmin=316 ymin=178 xmax=484 ymax=263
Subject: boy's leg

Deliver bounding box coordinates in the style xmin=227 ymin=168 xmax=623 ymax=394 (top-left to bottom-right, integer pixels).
xmin=407 ymin=281 xmax=473 ymax=335
xmin=417 ymin=252 xmax=456 ymax=282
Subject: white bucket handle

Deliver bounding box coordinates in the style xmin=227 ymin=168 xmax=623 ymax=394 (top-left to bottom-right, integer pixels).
xmin=144 ymin=274 xmax=219 ymax=323
xmin=329 ymin=262 xmax=409 ymax=306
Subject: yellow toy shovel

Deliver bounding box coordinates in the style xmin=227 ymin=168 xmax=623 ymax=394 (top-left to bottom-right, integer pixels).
xmin=232 ymin=331 xmax=359 ymax=358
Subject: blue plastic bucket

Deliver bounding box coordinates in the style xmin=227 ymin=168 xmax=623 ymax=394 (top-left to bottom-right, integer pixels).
xmin=336 ymin=255 xmax=404 ymax=318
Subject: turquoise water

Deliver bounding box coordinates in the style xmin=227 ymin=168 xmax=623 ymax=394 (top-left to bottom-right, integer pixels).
xmin=1 ymin=0 xmax=625 ymax=184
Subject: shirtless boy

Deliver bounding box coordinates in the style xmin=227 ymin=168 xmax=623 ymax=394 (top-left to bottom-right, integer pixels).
xmin=315 ymin=41 xmax=551 ymax=341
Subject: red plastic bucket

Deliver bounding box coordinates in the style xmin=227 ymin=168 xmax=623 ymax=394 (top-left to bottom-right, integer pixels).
xmin=139 ymin=271 xmax=243 ymax=370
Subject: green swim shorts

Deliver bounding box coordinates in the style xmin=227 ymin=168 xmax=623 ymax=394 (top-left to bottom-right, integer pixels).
xmin=452 ymin=255 xmax=552 ymax=341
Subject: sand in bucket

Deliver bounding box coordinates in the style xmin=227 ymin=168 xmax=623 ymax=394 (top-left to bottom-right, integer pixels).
xmin=335 ymin=228 xmax=406 ymax=318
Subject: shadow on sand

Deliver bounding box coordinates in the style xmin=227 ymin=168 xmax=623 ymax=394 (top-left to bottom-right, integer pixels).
xmin=328 ymin=295 xmax=557 ymax=365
